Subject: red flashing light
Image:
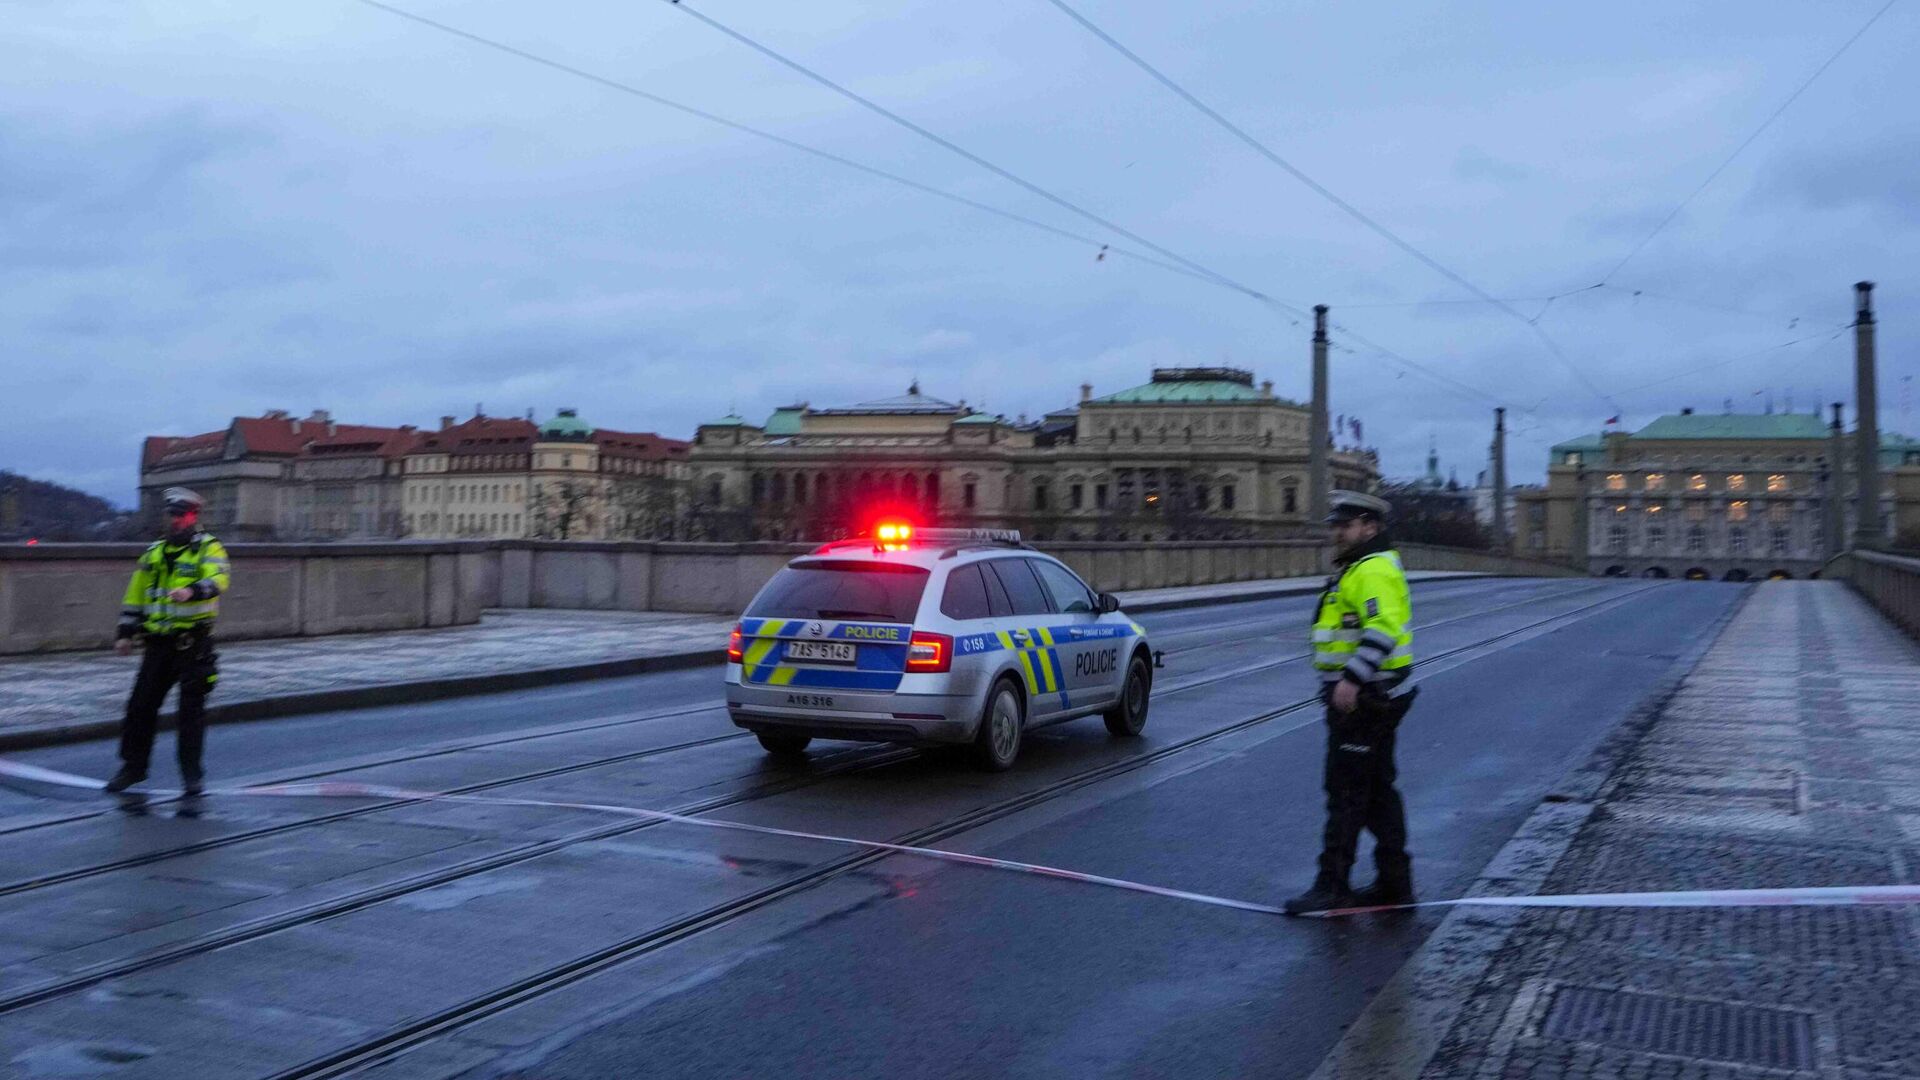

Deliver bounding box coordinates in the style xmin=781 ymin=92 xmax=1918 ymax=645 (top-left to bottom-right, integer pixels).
xmin=905 ymin=630 xmax=952 ymax=673
xmin=875 ymin=519 xmax=915 ymax=552
xmin=25 ymin=539 xmax=38 ymax=546
xmin=727 ymin=624 xmax=744 ymax=663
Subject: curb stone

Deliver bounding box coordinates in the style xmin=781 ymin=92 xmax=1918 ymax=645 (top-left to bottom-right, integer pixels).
xmin=1305 ymin=582 xmax=1757 ymax=1080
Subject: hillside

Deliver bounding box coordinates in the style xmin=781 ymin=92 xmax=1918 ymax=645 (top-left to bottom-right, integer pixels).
xmin=0 ymin=471 xmax=143 ymax=541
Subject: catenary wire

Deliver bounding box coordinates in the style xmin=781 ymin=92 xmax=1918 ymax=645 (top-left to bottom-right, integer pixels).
xmin=1034 ymin=0 xmax=1621 ymax=412
xmin=1598 ymin=0 xmax=1902 ymax=283
xmin=352 ymin=0 xmax=1524 ymax=416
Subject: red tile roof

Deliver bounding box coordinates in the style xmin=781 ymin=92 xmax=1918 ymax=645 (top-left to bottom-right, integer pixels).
xmin=144 ymin=413 xmax=687 ymax=472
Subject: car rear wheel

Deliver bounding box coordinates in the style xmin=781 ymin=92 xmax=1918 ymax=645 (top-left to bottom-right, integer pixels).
xmin=1103 ymin=654 xmax=1151 ymax=737
xmin=756 ymin=731 xmax=812 ymax=758
xmin=971 ymin=678 xmax=1024 ymax=772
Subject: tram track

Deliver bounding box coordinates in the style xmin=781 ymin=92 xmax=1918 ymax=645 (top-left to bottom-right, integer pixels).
xmin=270 ymin=580 xmax=1664 ymax=1079
xmin=0 ymin=581 xmax=1664 ymax=1048
xmin=0 ymin=579 xmax=1602 ymax=897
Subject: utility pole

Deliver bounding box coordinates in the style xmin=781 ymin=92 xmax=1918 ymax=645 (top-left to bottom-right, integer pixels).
xmin=1826 ymin=402 xmax=1847 ymax=559
xmin=1853 ymin=282 xmax=1882 ymax=548
xmin=1491 ymin=407 xmax=1509 ymax=550
xmin=1309 ymin=305 xmax=1330 ymax=522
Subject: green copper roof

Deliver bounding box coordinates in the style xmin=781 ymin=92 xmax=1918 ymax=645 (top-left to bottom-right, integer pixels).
xmin=1550 ymin=433 xmax=1606 ymax=454
xmin=1883 ymin=432 xmax=1920 ymax=467
xmin=1632 ymin=413 xmax=1829 ymax=440
xmin=763 ymin=407 xmax=805 ymax=436
xmin=953 ymin=413 xmax=1000 ymax=425
xmin=539 ymin=408 xmax=595 ymax=438
xmin=1096 ymin=380 xmax=1264 ymax=403
xmin=702 ymin=414 xmax=749 ymax=428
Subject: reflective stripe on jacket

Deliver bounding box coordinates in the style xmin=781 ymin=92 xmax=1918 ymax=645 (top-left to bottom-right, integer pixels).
xmin=118 ymin=533 xmax=231 ymax=637
xmin=1310 ymin=548 xmax=1412 ymax=685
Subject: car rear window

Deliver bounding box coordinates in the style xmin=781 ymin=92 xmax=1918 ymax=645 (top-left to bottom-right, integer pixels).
xmin=745 ymin=561 xmax=930 ymax=623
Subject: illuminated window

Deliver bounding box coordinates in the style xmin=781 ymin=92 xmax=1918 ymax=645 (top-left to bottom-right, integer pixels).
xmin=1767 ymin=474 xmax=1788 ymax=492
xmin=1606 ymin=473 xmax=1626 ymax=491
xmin=1729 ymin=500 xmax=1749 ymax=522
xmin=1644 ymin=473 xmax=1666 ymax=491
xmin=1727 ymin=474 xmax=1747 ymax=492
xmin=1688 ymin=474 xmax=1707 ymax=491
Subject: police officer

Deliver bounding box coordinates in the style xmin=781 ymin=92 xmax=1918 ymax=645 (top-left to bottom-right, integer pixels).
xmin=105 ymin=487 xmax=231 ymax=794
xmin=1285 ymin=490 xmax=1418 ymax=915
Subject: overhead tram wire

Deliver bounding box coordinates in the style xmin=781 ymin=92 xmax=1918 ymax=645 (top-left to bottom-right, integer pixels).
xmin=349 ymin=0 xmax=1209 ymax=288
xmin=354 ymin=0 xmax=1521 ymax=411
xmin=1035 ymin=0 xmax=1620 ymax=413
xmin=1598 ymin=0 xmax=1901 ymax=284
xmin=654 ymin=1 xmax=1529 ymax=409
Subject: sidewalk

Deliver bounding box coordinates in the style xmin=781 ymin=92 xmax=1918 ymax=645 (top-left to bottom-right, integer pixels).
xmin=0 ymin=572 xmax=1489 ymax=751
xmin=1315 ymin=580 xmax=1920 ymax=1079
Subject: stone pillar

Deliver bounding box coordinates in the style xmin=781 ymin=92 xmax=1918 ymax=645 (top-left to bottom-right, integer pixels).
xmin=1853 ymin=282 xmax=1882 ymax=547
xmin=1492 ymin=407 xmax=1509 ymax=550
xmin=1826 ymin=402 xmax=1847 ymax=557
xmin=1309 ymin=305 xmax=1330 ymax=522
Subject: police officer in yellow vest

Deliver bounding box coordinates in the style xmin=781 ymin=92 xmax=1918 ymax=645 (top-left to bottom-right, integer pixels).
xmin=105 ymin=488 xmax=231 ymax=794
xmin=1285 ymin=490 xmax=1418 ymax=915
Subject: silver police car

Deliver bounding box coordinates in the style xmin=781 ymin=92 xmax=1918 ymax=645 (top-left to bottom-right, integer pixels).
xmin=725 ymin=526 xmax=1154 ymax=770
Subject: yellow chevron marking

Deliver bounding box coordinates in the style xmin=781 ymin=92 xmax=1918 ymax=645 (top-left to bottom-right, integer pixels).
xmin=1036 ymin=648 xmax=1059 ymax=693
xmin=768 ymin=666 xmax=798 ymax=686
xmin=1016 ymin=650 xmax=1040 ymax=695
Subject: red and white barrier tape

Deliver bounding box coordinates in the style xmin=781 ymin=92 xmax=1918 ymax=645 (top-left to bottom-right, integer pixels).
xmin=4 ymin=757 xmax=1916 ymax=918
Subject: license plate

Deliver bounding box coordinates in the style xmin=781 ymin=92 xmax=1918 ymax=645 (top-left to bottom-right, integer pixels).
xmin=786 ymin=641 xmax=856 ymax=665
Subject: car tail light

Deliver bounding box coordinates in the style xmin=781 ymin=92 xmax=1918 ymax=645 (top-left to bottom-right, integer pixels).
xmin=727 ymin=624 xmax=744 ymax=663
xmin=905 ymin=630 xmax=951 ymax=673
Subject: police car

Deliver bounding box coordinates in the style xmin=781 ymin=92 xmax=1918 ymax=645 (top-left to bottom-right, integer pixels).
xmin=725 ymin=523 xmax=1154 ymax=770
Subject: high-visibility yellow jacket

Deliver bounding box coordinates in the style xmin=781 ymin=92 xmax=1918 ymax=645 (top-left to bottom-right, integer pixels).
xmin=1311 ymin=544 xmax=1412 ymax=687
xmin=117 ymin=533 xmax=231 ymax=638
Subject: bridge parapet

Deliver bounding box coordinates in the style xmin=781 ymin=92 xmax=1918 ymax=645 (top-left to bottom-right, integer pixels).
xmin=0 ymin=539 xmax=1579 ymax=654
xmin=1825 ymin=548 xmax=1920 ymax=640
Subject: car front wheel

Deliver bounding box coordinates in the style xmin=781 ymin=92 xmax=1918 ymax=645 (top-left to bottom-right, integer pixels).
xmin=1102 ymin=654 xmax=1150 ymax=737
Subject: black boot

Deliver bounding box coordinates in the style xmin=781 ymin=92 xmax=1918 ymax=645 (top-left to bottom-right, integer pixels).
xmin=180 ymin=769 xmax=205 ymax=797
xmin=1283 ymin=871 xmax=1356 ymax=916
xmin=103 ymin=767 xmax=147 ymax=793
xmin=1351 ymin=872 xmax=1416 ymax=908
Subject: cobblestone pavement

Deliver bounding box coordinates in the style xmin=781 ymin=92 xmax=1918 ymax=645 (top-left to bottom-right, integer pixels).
xmin=1320 ymin=581 xmax=1920 ymax=1079
xmin=0 ymin=609 xmax=735 ymax=738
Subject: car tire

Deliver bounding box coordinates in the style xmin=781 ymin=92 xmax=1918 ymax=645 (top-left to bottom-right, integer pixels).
xmin=971 ymin=677 xmax=1025 ymax=772
xmin=1102 ymin=654 xmax=1151 ymax=737
xmin=756 ymin=731 xmax=812 ymax=758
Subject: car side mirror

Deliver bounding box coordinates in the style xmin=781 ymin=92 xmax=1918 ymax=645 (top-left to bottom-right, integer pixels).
xmin=1097 ymin=592 xmax=1122 ymax=614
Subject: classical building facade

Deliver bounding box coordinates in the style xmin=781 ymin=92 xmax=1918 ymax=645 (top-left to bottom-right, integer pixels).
xmin=1514 ymin=410 xmax=1920 ymax=580
xmin=688 ymin=367 xmax=1378 ymax=541
xmin=140 ymin=409 xmax=689 ymax=541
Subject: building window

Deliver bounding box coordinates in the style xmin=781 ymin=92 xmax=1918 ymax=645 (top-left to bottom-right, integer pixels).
xmin=1768 ymin=503 xmax=1790 ymax=523
xmin=1607 ymin=523 xmax=1628 ymax=552
xmin=1727 ymin=474 xmax=1746 ymax=492
xmin=1767 ymin=474 xmax=1788 ymax=493
xmin=1605 ymin=473 xmax=1626 ymax=491
xmin=750 ymin=474 xmax=766 ymax=505
xmin=1221 ymin=484 xmax=1237 ymax=511
xmin=771 ymin=474 xmax=787 ymax=503
xmin=1644 ymin=473 xmax=1666 ymax=491
xmin=1728 ymin=500 xmax=1749 ymax=522
xmin=963 ymin=482 xmax=977 ymax=509
xmin=1564 ymin=452 xmax=1583 ymax=466
xmin=1529 ymin=532 xmax=1544 ymax=550
xmin=1095 ymin=483 xmax=1109 ymax=510
xmin=1646 ymin=522 xmax=1665 ymax=550
xmin=1033 ymin=481 xmax=1049 ymax=511
xmin=1771 ymin=526 xmax=1791 ymax=555
xmin=1688 ymin=473 xmax=1707 ymax=492
xmin=1729 ymin=527 xmax=1748 ymax=555
xmin=1283 ymin=486 xmax=1297 ymax=513
xmin=1070 ymin=484 xmax=1084 ymax=510
xmin=1686 ymin=525 xmax=1706 ymax=553
xmin=562 ymin=455 xmax=573 ymax=469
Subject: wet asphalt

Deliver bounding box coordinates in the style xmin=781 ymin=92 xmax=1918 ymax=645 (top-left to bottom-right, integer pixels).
xmin=0 ymin=578 xmax=1744 ymax=1079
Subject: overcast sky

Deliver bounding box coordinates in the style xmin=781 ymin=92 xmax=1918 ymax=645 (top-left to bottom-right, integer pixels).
xmin=6 ymin=0 xmax=1915 ymax=506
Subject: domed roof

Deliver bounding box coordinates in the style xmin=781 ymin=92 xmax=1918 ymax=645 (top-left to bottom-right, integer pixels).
xmin=539 ymin=408 xmax=595 ymax=439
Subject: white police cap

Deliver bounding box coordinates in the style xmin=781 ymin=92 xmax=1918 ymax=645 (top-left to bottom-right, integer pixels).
xmin=1326 ymin=489 xmax=1391 ymax=523
xmin=162 ymin=487 xmax=206 ymax=512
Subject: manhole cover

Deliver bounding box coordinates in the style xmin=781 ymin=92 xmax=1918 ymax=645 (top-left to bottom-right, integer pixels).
xmin=1541 ymin=985 xmax=1817 ymax=1070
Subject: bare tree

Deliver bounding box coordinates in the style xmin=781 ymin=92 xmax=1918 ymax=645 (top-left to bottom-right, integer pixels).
xmin=531 ymin=479 xmax=601 ymax=540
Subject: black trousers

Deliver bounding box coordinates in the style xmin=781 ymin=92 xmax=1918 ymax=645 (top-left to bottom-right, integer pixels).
xmin=119 ymin=632 xmax=216 ymax=776
xmin=1317 ymin=688 xmax=1412 ymax=882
